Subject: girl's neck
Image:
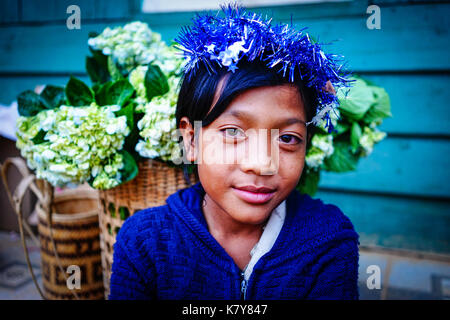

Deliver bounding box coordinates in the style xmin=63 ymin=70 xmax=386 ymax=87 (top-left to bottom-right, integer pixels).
xmin=201 ymin=193 xmax=266 ymax=240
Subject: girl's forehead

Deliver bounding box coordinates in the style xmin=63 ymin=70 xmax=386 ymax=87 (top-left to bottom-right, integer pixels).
xmin=219 ymin=108 xmax=307 ymax=129
xmin=219 ymin=86 xmax=306 ymax=123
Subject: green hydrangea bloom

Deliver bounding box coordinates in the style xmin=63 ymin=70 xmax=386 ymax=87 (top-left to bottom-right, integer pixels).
xmin=88 ymin=21 xmax=183 ymax=75
xmin=135 ymin=76 xmax=182 ymax=163
xmin=305 ymin=134 xmax=334 ymax=169
xmin=359 ymin=124 xmax=387 ymax=156
xmin=16 ymin=103 xmax=130 ymax=189
xmin=129 ymin=65 xmax=147 ymax=103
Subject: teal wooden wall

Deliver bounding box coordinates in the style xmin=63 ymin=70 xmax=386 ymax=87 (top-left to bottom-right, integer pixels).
xmin=1 ymin=0 xmax=449 ymax=254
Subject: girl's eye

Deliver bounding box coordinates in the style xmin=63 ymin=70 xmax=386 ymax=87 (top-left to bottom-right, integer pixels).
xmin=279 ymin=134 xmax=302 ymax=145
xmin=221 ymin=128 xmax=245 ymax=138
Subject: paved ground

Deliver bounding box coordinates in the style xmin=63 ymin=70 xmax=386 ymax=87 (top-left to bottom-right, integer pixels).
xmin=0 ymin=230 xmax=449 ymax=300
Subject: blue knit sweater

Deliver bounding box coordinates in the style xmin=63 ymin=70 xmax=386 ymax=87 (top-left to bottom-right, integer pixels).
xmin=109 ymin=182 xmax=360 ymax=300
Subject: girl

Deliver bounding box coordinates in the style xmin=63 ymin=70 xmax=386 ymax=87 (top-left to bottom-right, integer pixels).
xmin=109 ymin=4 xmax=359 ymax=300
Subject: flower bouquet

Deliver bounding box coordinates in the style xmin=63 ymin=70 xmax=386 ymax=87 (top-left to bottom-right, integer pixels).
xmin=298 ymin=76 xmax=392 ymax=195
xmin=16 ymin=22 xmax=186 ymax=191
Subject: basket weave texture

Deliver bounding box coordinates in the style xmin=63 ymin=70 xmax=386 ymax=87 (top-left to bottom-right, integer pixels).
xmin=37 ymin=185 xmax=104 ymax=300
xmin=98 ymin=159 xmax=198 ymax=298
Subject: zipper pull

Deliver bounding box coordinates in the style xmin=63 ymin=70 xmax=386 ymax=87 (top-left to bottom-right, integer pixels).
xmin=240 ymin=271 xmax=247 ymax=300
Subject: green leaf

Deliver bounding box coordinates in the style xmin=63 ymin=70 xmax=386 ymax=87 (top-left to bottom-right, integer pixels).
xmin=105 ymin=79 xmax=135 ymax=107
xmin=94 ymin=81 xmax=113 ymax=106
xmin=350 ymin=122 xmax=362 ymax=151
xmin=114 ymin=100 xmax=135 ymax=129
xmin=31 ymin=129 xmax=47 ymax=144
xmin=323 ymin=141 xmax=359 ymax=172
xmin=86 ymin=56 xmax=110 ymax=84
xmin=40 ymin=85 xmax=66 ymax=109
xmin=92 ymin=83 xmax=101 ymax=95
xmin=119 ymin=150 xmax=138 ymax=184
xmin=107 ymin=55 xmax=123 ymax=81
xmin=145 ymin=64 xmax=169 ymax=101
xmin=88 ymin=31 xmax=99 ymax=39
xmin=17 ymin=90 xmax=46 ymax=117
xmin=122 ymin=107 xmax=143 ymax=160
xmin=296 ymin=169 xmax=320 ymax=196
xmin=65 ymin=76 xmax=94 ymax=106
xmin=363 ymin=86 xmax=392 ymax=124
xmin=87 ymin=176 xmax=95 ymax=189
xmin=338 ymin=78 xmax=375 ymax=121
xmin=334 ymin=122 xmax=350 ymax=135
xmin=90 ymin=47 xmax=109 ymax=70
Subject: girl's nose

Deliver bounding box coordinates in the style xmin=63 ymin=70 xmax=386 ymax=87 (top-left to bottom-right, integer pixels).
xmin=239 ymin=129 xmax=279 ymax=176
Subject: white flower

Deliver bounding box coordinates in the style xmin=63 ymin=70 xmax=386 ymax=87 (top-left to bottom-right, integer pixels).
xmin=305 ymin=149 xmax=326 ymax=169
xmin=15 ymin=103 xmax=130 ymax=189
xmin=79 ymin=162 xmax=89 ymax=170
xmin=160 ymin=119 xmax=171 ymax=132
xmin=359 ymin=126 xmax=386 ymax=156
xmin=87 ymin=38 xmax=96 ymax=47
xmin=42 ymin=149 xmax=56 ymax=161
xmin=41 ymin=110 xmax=56 ymax=131
xmin=49 ymin=164 xmax=67 ymax=172
xmin=311 ymin=134 xmax=334 ymax=157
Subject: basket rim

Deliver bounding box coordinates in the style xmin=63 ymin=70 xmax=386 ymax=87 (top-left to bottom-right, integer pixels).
xmin=36 ymin=202 xmax=99 ymax=222
xmin=36 ymin=188 xmax=100 ymax=222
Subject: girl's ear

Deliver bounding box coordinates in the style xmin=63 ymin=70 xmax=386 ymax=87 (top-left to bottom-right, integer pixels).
xmin=179 ymin=117 xmax=196 ymax=162
xmin=322 ymin=80 xmax=336 ymax=95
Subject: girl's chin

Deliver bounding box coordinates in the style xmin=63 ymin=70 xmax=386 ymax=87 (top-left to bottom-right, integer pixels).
xmin=227 ymin=205 xmax=274 ymax=225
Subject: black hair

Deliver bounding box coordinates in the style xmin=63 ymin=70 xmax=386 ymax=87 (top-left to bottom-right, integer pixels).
xmin=175 ymin=58 xmax=319 ymax=186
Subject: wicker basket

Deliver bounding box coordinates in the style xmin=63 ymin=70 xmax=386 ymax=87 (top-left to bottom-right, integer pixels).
xmin=37 ymin=186 xmax=104 ymax=300
xmin=1 ymin=157 xmax=104 ymax=300
xmin=98 ymin=159 xmax=198 ymax=298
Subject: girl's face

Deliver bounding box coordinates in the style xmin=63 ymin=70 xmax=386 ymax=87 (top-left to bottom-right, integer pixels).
xmin=180 ymin=85 xmax=307 ymax=227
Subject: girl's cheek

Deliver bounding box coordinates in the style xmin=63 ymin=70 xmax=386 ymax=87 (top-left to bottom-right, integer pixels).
xmin=199 ymin=130 xmax=234 ymax=165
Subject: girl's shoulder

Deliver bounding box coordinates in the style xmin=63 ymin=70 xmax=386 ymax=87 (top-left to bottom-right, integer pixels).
xmin=114 ymin=203 xmax=173 ymax=251
xmin=289 ymin=191 xmax=358 ymax=242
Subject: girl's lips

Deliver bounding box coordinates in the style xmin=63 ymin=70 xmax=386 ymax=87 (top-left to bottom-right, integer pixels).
xmin=232 ymin=187 xmax=276 ymax=204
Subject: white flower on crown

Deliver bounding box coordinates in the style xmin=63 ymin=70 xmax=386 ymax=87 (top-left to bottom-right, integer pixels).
xmin=207 ymin=38 xmax=251 ymax=68
xmin=307 ymin=104 xmax=336 ymax=127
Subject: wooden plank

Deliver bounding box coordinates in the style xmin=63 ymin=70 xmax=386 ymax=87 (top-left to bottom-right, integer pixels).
xmin=0 ymin=22 xmax=124 ymax=73
xmin=0 ymin=0 xmax=19 ymax=24
xmin=373 ymin=0 xmax=450 ymax=5
xmin=316 ymin=190 xmax=450 ymax=254
xmin=0 ymin=3 xmax=449 ymax=72
xmin=360 ymin=74 xmax=450 ymax=136
xmin=93 ymin=0 xmax=140 ymax=20
xmin=136 ymin=0 xmax=369 ymax=24
xmin=289 ymin=4 xmax=450 ymax=72
xmin=19 ymin=0 xmax=137 ymax=22
xmin=319 ymin=136 xmax=450 ymax=198
xmin=21 ymin=0 xmax=97 ymax=22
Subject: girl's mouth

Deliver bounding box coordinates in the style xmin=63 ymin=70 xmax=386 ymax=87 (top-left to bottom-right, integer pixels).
xmin=232 ymin=187 xmax=276 ymax=204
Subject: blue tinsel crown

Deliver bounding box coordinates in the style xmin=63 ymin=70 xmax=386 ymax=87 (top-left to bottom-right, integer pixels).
xmin=174 ymin=3 xmax=352 ymax=132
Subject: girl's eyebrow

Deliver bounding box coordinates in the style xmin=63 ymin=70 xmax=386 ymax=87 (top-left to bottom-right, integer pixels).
xmin=223 ymin=110 xmax=307 ymax=127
